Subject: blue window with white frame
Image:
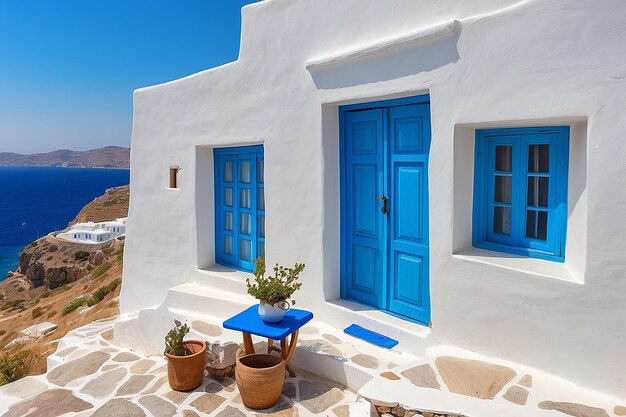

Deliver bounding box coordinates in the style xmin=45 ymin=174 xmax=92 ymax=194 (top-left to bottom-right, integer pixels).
xmin=214 ymin=145 xmax=264 ymax=271
xmin=473 ymin=127 xmax=569 ymax=262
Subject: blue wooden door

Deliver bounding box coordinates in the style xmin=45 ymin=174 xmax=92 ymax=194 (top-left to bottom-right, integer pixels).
xmin=388 ymin=104 xmax=431 ymax=323
xmin=343 ymin=109 xmax=386 ymax=308
xmin=342 ymin=98 xmax=431 ymax=325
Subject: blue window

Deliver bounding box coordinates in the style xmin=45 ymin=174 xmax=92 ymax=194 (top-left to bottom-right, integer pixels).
xmin=473 ymin=127 xmax=569 ymax=262
xmin=214 ymin=145 xmax=264 ymax=271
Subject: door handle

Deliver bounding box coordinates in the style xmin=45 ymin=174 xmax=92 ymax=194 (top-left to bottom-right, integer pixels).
xmin=377 ymin=196 xmax=388 ymax=215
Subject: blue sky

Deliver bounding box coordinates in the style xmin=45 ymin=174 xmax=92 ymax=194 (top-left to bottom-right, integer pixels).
xmin=0 ymin=0 xmax=257 ymax=154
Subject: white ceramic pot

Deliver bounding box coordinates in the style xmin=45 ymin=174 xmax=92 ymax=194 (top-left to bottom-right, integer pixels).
xmin=258 ymin=300 xmax=291 ymax=323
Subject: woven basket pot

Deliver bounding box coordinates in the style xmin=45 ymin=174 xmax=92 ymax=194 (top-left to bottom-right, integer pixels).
xmin=235 ymin=352 xmax=286 ymax=409
xmin=165 ymin=340 xmax=207 ymax=391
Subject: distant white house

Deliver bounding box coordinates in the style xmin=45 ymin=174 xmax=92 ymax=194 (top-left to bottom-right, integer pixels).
xmin=57 ymin=218 xmax=127 ymax=244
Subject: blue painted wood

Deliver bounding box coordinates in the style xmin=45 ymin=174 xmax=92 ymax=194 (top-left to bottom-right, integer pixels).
xmin=343 ymin=324 xmax=398 ymax=348
xmin=473 ymin=127 xmax=569 ymax=261
xmin=223 ymin=305 xmax=313 ymax=340
xmin=388 ymin=104 xmax=431 ymax=324
xmin=343 ymin=108 xmax=386 ymax=308
xmin=340 ymin=94 xmax=431 ymax=326
xmin=214 ymin=145 xmax=264 ymax=271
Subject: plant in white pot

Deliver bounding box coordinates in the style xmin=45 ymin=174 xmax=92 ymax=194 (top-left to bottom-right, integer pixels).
xmin=246 ymin=258 xmax=304 ymax=323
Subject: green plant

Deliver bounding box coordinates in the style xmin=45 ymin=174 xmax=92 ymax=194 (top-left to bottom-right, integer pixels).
xmin=0 ymin=348 xmax=33 ymax=385
xmin=48 ymin=245 xmax=58 ymax=252
xmin=86 ymin=264 xmax=94 ymax=271
xmin=246 ymin=258 xmax=304 ymax=306
xmin=47 ymin=310 xmax=57 ymax=319
xmin=164 ymin=320 xmax=190 ymax=356
xmin=0 ymin=330 xmax=6 ymax=336
xmin=51 ymin=284 xmax=70 ymax=294
xmin=74 ymin=251 xmax=90 ymax=261
xmin=62 ymin=297 xmax=88 ymax=315
xmin=91 ymin=262 xmax=112 ymax=278
xmin=31 ymin=307 xmax=42 ymax=319
xmin=46 ymin=256 xmax=53 ymax=261
xmin=87 ymin=279 xmax=121 ymax=307
xmin=1 ymin=300 xmax=24 ymax=311
xmin=28 ymin=241 xmax=38 ymax=248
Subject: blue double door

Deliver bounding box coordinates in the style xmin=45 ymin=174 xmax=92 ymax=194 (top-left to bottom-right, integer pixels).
xmin=341 ymin=98 xmax=431 ymax=325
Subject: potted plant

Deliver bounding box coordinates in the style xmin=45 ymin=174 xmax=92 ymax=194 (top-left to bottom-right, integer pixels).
xmin=246 ymin=258 xmax=304 ymax=323
xmin=164 ymin=320 xmax=207 ymax=391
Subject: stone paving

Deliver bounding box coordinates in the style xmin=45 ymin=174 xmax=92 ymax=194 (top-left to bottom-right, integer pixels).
xmin=0 ymin=318 xmax=356 ymax=417
xmin=0 ymin=316 xmax=624 ymax=417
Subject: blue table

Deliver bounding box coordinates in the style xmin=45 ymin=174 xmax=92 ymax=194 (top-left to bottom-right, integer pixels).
xmin=223 ymin=305 xmax=313 ymax=376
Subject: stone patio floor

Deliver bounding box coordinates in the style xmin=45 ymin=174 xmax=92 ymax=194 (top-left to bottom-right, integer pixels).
xmin=0 ymin=318 xmax=356 ymax=417
xmin=0 ymin=316 xmax=624 ymax=417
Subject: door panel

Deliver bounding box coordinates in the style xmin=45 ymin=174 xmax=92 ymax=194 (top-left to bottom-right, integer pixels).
xmin=388 ymin=104 xmax=431 ymax=324
xmin=342 ymin=100 xmax=430 ymax=325
xmin=344 ymin=109 xmax=386 ymax=308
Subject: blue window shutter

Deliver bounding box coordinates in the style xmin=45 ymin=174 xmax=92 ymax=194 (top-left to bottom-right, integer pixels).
xmin=473 ymin=127 xmax=569 ymax=262
xmin=214 ymin=145 xmax=264 ymax=271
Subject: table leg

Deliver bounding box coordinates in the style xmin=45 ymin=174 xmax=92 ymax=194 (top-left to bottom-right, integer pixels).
xmin=284 ymin=330 xmax=299 ymax=377
xmin=242 ymin=332 xmax=255 ymax=355
xmin=267 ymin=338 xmax=273 ymax=353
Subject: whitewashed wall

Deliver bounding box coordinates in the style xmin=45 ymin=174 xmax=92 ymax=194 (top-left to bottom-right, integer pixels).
xmin=121 ymin=0 xmax=626 ymax=397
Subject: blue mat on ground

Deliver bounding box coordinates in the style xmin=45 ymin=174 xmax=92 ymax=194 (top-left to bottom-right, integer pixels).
xmin=343 ymin=324 xmax=398 ymax=349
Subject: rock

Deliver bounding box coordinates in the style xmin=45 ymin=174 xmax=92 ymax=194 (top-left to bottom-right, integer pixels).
xmin=206 ymin=341 xmax=239 ymax=369
xmin=216 ymin=406 xmax=246 ymax=417
xmin=88 ymin=251 xmax=106 ymax=266
xmin=190 ymin=393 xmax=226 ymax=414
xmin=204 ymin=380 xmax=223 ymax=393
xmin=92 ymin=398 xmax=146 ymax=417
xmin=47 ymin=351 xmax=110 ymax=386
xmin=139 ymin=395 xmax=177 ymax=417
xmin=143 ymin=376 xmax=168 ymax=395
xmin=282 ymin=381 xmax=296 ymax=399
xmin=2 ymin=389 xmax=93 ymax=417
xmin=131 ymin=359 xmax=156 ymax=374
xmin=538 ymin=401 xmax=609 ymax=417
xmin=164 ymin=389 xmax=190 ymax=405
xmin=80 ymin=367 xmax=127 ymax=398
xmin=183 ymin=411 xmax=201 ymax=417
xmin=391 ymin=406 xmax=405 ymax=416
xmin=381 ymin=413 xmax=394 ymax=417
xmin=377 ymin=406 xmax=391 ymax=413
xmin=333 ymin=405 xmax=350 ymax=417
xmin=502 ymin=386 xmax=529 ymax=406
xmin=255 ymin=396 xmax=298 ymax=417
xmin=616 ymin=406 xmax=626 ymax=416
xmin=401 ymin=364 xmax=441 ymax=390
xmin=55 ymin=346 xmax=78 ymax=357
xmin=0 ymin=376 xmax=47 ymax=399
xmin=380 ymin=371 xmax=401 ymax=380
xmin=323 ymin=333 xmax=343 ymax=344
xmin=351 ymin=354 xmax=379 ymax=369
xmin=113 ymin=352 xmax=140 ymax=362
xmin=299 ymin=339 xmax=344 ymax=357
xmin=298 ymin=379 xmax=344 ymax=413
xmin=192 ymin=320 xmax=223 ymax=336
xmin=101 ymin=329 xmax=114 ymax=341
xmin=518 ymin=374 xmax=533 ymax=388
xmin=115 ymin=375 xmax=154 ymax=396
xmin=434 ymin=356 xmax=516 ymax=400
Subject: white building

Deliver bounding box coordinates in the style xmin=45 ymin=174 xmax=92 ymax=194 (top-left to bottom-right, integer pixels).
xmin=57 ymin=217 xmax=127 ymax=244
xmin=118 ymin=0 xmax=626 ymax=400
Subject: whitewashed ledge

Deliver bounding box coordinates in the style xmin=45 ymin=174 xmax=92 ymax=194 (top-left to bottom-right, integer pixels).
xmin=306 ymin=19 xmax=462 ymax=71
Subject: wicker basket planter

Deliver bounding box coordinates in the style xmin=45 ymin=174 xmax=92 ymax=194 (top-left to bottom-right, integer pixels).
xmin=235 ymin=352 xmax=286 ymax=409
xmin=165 ymin=340 xmax=207 ymax=391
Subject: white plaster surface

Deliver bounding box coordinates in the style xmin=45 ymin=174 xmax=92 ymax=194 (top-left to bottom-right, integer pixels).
xmin=120 ymin=0 xmax=626 ymax=398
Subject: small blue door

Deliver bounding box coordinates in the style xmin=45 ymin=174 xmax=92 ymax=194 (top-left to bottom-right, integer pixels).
xmin=341 ymin=97 xmax=431 ymax=325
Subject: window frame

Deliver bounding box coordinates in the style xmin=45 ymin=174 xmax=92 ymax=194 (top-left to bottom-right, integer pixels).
xmin=214 ymin=145 xmax=264 ymax=272
xmin=473 ymin=126 xmax=569 ymax=262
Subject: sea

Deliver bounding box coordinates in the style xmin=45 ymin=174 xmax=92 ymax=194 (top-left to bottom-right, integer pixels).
xmin=0 ymin=166 xmax=130 ymax=280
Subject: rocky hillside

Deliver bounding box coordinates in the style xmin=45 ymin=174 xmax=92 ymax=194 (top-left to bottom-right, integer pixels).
xmin=12 ymin=184 xmax=130 ymax=289
xmin=0 ymin=146 xmax=130 ymax=168
xmin=72 ymin=184 xmax=130 ymax=224
xmin=0 ymin=185 xmax=129 ymax=379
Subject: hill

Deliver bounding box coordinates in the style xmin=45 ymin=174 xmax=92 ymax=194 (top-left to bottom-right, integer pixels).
xmin=0 ymin=185 xmax=129 ymax=379
xmin=0 ymin=146 xmax=130 ymax=168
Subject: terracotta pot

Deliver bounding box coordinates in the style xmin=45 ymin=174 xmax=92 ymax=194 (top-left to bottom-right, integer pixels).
xmin=235 ymin=352 xmax=285 ymax=409
xmin=165 ymin=340 xmax=207 ymax=391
